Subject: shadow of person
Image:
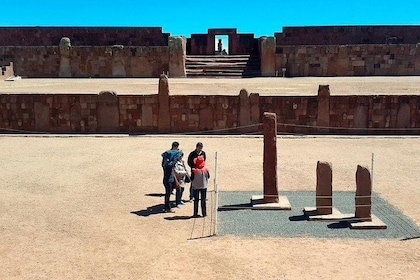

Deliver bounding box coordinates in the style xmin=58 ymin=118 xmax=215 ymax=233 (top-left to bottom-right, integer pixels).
xmin=164 ymin=216 xmax=192 ymax=220
xmin=145 ymin=193 xmax=165 ymax=197
xmin=131 ymin=203 xmax=165 ymax=217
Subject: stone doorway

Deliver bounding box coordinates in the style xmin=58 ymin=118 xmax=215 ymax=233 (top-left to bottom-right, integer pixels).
xmin=215 ymin=35 xmax=229 ymax=55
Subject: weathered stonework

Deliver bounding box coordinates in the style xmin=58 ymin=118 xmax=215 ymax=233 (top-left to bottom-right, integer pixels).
xmin=97 ymin=91 xmax=119 ymax=132
xmin=168 ymin=36 xmax=186 ymax=77
xmin=158 ymin=74 xmax=170 ymax=133
xmin=317 ymin=85 xmax=330 ymax=132
xmin=355 ymin=165 xmax=372 ymax=221
xmin=316 ymin=161 xmax=333 ymax=215
xmin=111 ymin=45 xmax=126 ymax=77
xmin=263 ymin=112 xmax=279 ymax=203
xmin=259 ymin=36 xmax=276 ymax=77
xmin=59 ymin=37 xmax=72 ymax=77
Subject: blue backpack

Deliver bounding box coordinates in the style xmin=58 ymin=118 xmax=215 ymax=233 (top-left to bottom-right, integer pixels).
xmin=161 ymin=150 xmax=181 ymax=169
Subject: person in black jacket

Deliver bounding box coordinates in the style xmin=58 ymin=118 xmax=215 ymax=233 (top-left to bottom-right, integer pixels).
xmin=187 ymin=142 xmax=206 ymax=201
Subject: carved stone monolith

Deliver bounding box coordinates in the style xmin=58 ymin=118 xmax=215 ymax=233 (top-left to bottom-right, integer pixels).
xmin=59 ymin=37 xmax=72 ymax=77
xmin=111 ymin=45 xmax=126 ymax=77
xmin=263 ymin=112 xmax=279 ymax=203
xmin=158 ymin=74 xmax=170 ymax=132
xmin=316 ymin=161 xmax=333 ymax=215
xmin=355 ymin=165 xmax=372 ymax=221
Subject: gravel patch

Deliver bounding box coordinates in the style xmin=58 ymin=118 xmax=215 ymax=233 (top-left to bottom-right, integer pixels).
xmin=217 ymin=191 xmax=420 ymax=240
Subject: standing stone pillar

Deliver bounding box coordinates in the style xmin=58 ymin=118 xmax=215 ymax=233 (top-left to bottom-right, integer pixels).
xmin=259 ymin=36 xmax=276 ymax=77
xmin=97 ymin=91 xmax=120 ymax=132
xmin=355 ymin=165 xmax=372 ymax=221
xmin=396 ymin=103 xmax=411 ymax=129
xmin=169 ymin=36 xmax=186 ymax=77
xmin=317 ymin=85 xmax=330 ymax=133
xmin=316 ymin=161 xmax=333 ymax=215
xmin=238 ymin=89 xmax=251 ymax=133
xmin=59 ymin=37 xmax=72 ymax=77
xmin=111 ymin=45 xmax=126 ymax=77
xmin=263 ymin=112 xmax=279 ymax=203
xmin=158 ymin=74 xmax=171 ymax=133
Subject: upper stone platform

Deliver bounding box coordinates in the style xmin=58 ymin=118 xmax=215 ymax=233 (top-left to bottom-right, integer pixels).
xmin=0 ymin=27 xmax=169 ymax=46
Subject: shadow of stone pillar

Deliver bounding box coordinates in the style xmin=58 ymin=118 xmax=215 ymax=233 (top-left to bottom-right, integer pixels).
xmin=396 ymin=103 xmax=410 ymax=129
xmin=259 ymin=36 xmax=276 ymax=77
xmin=355 ymin=165 xmax=372 ymax=221
xmin=97 ymin=91 xmax=120 ymax=133
xmin=238 ymin=89 xmax=251 ymax=133
xmin=158 ymin=74 xmax=171 ymax=133
xmin=316 ymin=161 xmax=333 ymax=215
xmin=263 ymin=112 xmax=279 ymax=203
xmin=169 ymin=36 xmax=186 ymax=77
xmin=317 ymin=85 xmax=330 ymax=133
xmin=59 ymin=37 xmax=72 ymax=77
xmin=111 ymin=45 xmax=126 ymax=77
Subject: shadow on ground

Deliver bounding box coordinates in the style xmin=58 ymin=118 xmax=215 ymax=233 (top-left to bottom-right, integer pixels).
xmin=131 ymin=203 xmax=165 ymax=217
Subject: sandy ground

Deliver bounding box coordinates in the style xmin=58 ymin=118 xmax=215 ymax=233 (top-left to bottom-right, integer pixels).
xmin=0 ymin=135 xmax=419 ymax=279
xmin=1 ymin=76 xmax=420 ymax=95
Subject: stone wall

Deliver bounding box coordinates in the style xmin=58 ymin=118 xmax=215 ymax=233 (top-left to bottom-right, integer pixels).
xmin=276 ymin=26 xmax=420 ymax=45
xmin=0 ymin=46 xmax=170 ymax=77
xmin=1 ymin=87 xmax=419 ymax=134
xmin=0 ymin=27 xmax=169 ymax=46
xmin=276 ymin=44 xmax=420 ymax=77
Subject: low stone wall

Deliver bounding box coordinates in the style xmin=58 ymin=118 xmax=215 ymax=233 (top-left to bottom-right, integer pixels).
xmin=0 ymin=46 xmax=170 ymax=78
xmin=0 ymin=77 xmax=419 ymax=134
xmin=276 ymin=44 xmax=420 ymax=77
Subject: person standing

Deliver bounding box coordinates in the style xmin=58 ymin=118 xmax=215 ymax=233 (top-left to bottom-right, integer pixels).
xmin=187 ymin=142 xmax=206 ymax=201
xmin=161 ymin=141 xmax=180 ymax=213
xmin=191 ymin=156 xmax=210 ymax=217
xmin=172 ymin=151 xmax=189 ymax=208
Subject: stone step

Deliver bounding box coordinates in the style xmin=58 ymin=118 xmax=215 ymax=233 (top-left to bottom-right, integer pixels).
xmin=185 ymin=54 xmax=261 ymax=77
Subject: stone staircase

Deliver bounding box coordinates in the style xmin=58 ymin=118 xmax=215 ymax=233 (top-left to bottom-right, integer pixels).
xmin=185 ymin=55 xmax=260 ymax=78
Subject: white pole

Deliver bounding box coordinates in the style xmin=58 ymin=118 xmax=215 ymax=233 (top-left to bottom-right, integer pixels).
xmin=213 ymin=151 xmax=218 ymax=236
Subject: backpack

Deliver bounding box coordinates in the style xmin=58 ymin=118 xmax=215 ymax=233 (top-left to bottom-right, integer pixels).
xmin=161 ymin=150 xmax=180 ymax=169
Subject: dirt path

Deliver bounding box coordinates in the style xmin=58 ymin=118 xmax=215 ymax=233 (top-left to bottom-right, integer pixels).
xmin=2 ymin=76 xmax=420 ymax=95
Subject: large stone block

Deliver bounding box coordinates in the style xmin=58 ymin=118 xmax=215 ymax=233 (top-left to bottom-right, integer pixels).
xmin=97 ymin=91 xmax=120 ymax=132
xmin=259 ymin=36 xmax=276 ymax=77
xmin=355 ymin=165 xmax=372 ymax=220
xmin=263 ymin=112 xmax=279 ymax=203
xmin=316 ymin=161 xmax=333 ymax=215
xmin=317 ymin=85 xmax=330 ymax=132
xmin=168 ymin=36 xmax=186 ymax=77
xmin=59 ymin=37 xmax=72 ymax=77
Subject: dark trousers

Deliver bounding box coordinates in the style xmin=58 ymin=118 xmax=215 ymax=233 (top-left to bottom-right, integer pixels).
xmin=175 ymin=187 xmax=184 ymax=205
xmin=193 ymin=189 xmax=207 ymax=217
xmin=163 ymin=168 xmax=173 ymax=211
xmin=164 ymin=181 xmax=173 ymax=211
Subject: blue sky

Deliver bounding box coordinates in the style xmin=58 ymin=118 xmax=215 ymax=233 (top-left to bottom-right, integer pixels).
xmin=2 ymin=0 xmax=419 ymax=37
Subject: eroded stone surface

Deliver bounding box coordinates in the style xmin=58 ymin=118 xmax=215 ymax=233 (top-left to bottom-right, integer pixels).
xmin=316 ymin=161 xmax=333 ymax=215
xmin=263 ymin=112 xmax=279 ymax=203
xmin=59 ymin=37 xmax=72 ymax=77
xmin=355 ymin=165 xmax=372 ymax=220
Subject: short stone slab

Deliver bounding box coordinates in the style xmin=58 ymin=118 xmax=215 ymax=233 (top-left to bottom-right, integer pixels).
xmin=349 ymin=214 xmax=387 ymax=230
xmin=303 ymin=207 xmax=353 ymax=221
xmin=251 ymin=195 xmax=291 ymax=210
